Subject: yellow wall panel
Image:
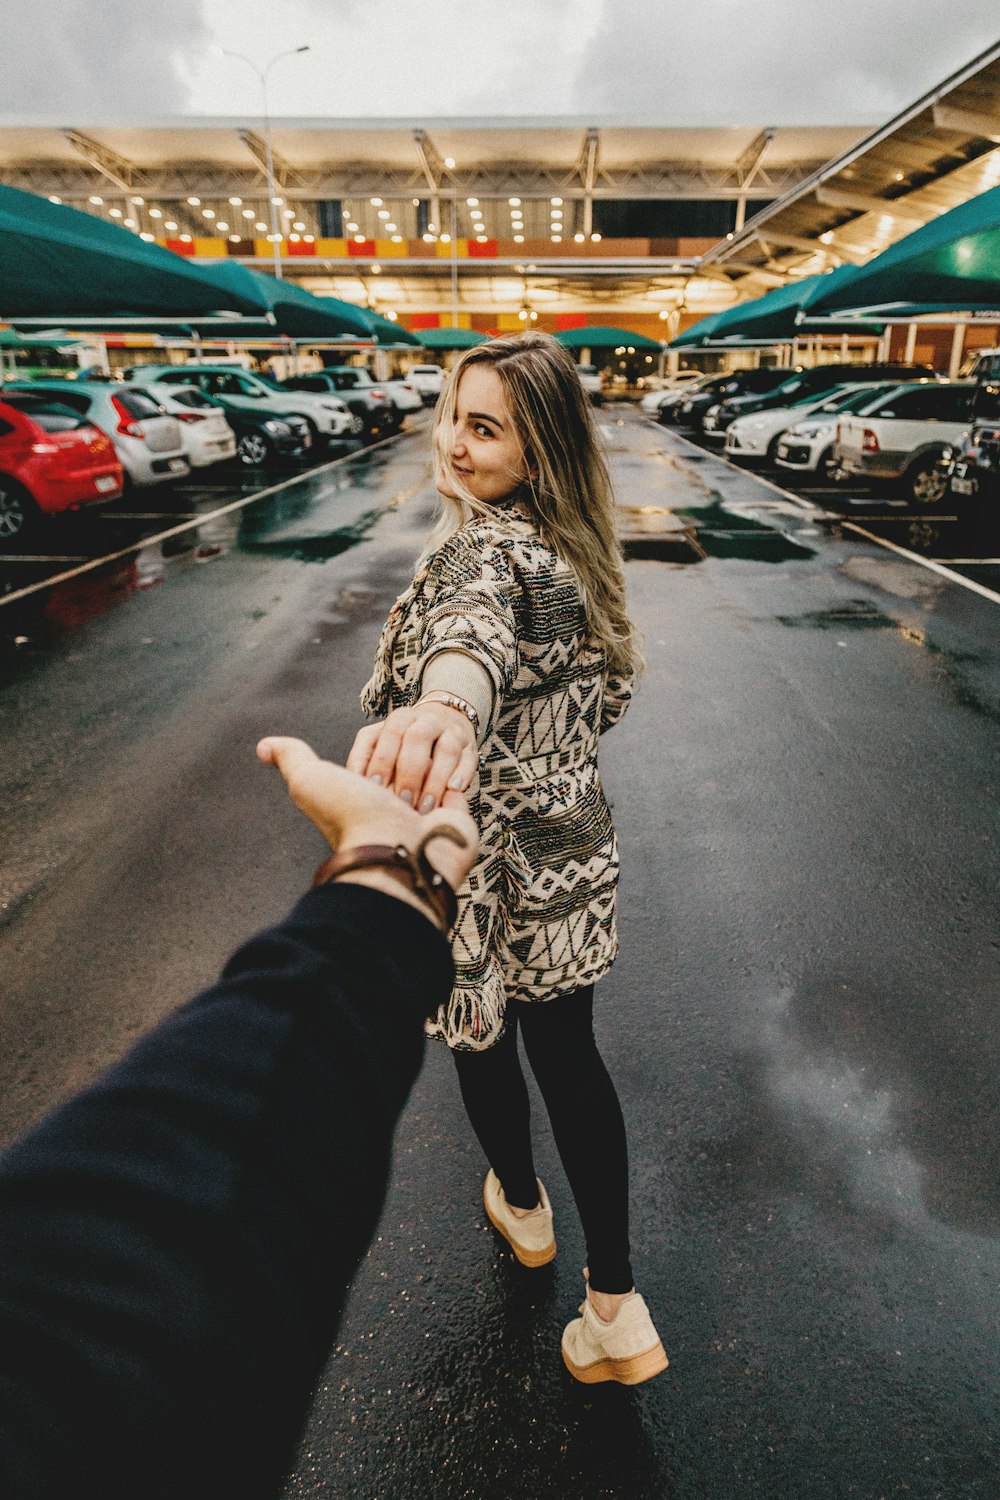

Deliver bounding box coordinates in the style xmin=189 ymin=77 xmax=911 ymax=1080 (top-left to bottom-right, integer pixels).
xmin=496 ymin=313 xmax=525 ymax=331
xmin=316 ymin=238 xmax=348 ymax=257
xmin=436 ymin=239 xmax=469 ymax=257
xmin=194 ymin=239 xmax=226 ymax=257
xmin=374 ymin=239 xmax=407 ymax=258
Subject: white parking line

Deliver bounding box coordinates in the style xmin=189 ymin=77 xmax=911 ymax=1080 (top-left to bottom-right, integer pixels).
xmin=658 ymin=424 xmax=822 ymax=515
xmin=0 ymin=425 xmax=418 ymax=612
xmin=841 ymin=524 xmax=1000 ymax=606
xmin=0 ymin=555 xmax=90 ymax=564
xmin=931 ymin=558 xmax=1000 ymax=565
xmin=100 ymin=512 xmax=199 ymax=521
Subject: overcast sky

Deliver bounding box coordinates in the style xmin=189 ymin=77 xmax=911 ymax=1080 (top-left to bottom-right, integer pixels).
xmin=1 ymin=0 xmax=998 ymax=123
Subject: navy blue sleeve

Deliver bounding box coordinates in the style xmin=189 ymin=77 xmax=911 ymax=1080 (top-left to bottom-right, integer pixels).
xmin=0 ymin=883 xmax=453 ymax=1500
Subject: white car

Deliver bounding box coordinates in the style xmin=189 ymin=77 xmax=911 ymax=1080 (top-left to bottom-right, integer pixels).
xmin=835 ymin=381 xmax=974 ymax=503
xmin=11 ymin=379 xmax=190 ymax=487
xmin=575 ymin=363 xmax=603 ymax=405
xmin=154 ymin=385 xmax=237 ymax=467
xmin=774 ymin=384 xmax=904 ymax=479
xmin=382 ymin=376 xmax=424 ymax=416
xmin=722 ymin=384 xmax=888 ymax=463
xmin=406 ymin=365 xmax=446 ymax=404
xmin=128 ymin=365 xmax=355 ymax=445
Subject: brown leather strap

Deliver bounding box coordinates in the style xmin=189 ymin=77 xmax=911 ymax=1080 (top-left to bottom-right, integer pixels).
xmin=311 ymin=824 xmax=467 ymax=932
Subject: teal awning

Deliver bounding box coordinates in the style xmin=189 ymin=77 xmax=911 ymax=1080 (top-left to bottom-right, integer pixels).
xmin=799 ymin=183 xmax=1000 ymax=319
xmin=555 ymin=325 xmax=664 ymax=351
xmin=0 ymin=327 xmax=87 ymax=348
xmin=415 ymin=327 xmax=491 ymax=350
xmin=358 ymin=308 xmax=421 ymax=346
xmin=672 ymin=279 xmax=883 ymax=346
xmin=668 ymin=310 xmax=729 ymax=348
xmin=192 ymin=263 xmax=374 ymax=338
xmin=0 ymin=185 xmax=263 ymax=318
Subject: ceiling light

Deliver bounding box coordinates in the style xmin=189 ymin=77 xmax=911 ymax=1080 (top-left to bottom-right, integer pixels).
xmin=48 ymin=195 xmax=61 ymax=203
xmin=271 ymin=196 xmax=283 ymax=206
xmin=467 ymin=197 xmax=479 ymax=206
xmin=659 ymin=309 xmax=669 ymax=319
xmin=477 ymin=234 xmax=488 ymax=243
xmin=267 ymin=233 xmax=282 ymax=243
xmin=378 ymin=210 xmax=390 ymax=219
xmin=289 ymin=232 xmax=301 ymax=242
xmin=509 ymin=197 xmax=521 ymax=206
xmin=819 ymin=230 xmax=834 ymax=245
xmin=202 ymin=208 xmax=215 ymax=218
xmin=551 ymin=235 xmax=562 ymax=243
xmin=346 ymin=221 xmax=359 ymax=231
xmin=518 ymin=309 xmax=529 ymax=321
xmin=229 ymin=233 xmax=240 ymax=241
xmin=550 ymin=197 xmax=562 ymax=206
xmin=187 ymin=196 xmax=200 ymax=206
xmin=551 ymin=210 xmax=562 ymax=219
xmin=370 ymin=263 xmax=382 ymax=273
xmin=385 ymin=309 xmax=398 ymax=321
xmin=591 ymin=232 xmax=601 ymax=242
xmin=283 ymin=208 xmax=295 ymax=219
xmin=574 ymin=232 xmax=585 ymax=242
xmin=229 ymin=196 xmax=242 ymax=206
xmin=124 ymin=217 xmax=137 ymax=227
xmin=180 ymin=233 xmax=192 ymax=242
xmin=412 ymin=198 xmax=420 ymax=207
xmin=256 ymin=221 xmax=268 ymax=231
xmin=354 ymin=233 xmax=366 ymax=242
xmin=216 ymin=221 xmax=229 ymax=231
xmin=293 ymin=221 xmax=305 ymax=230
xmin=304 ymin=234 xmax=314 ymax=243
xmin=242 ymin=208 xmax=255 ymax=219
xmin=370 ymin=197 xmax=383 ymax=206
xmin=440 ymin=232 xmax=452 ymax=243
xmin=423 ymin=232 xmax=436 ymax=242
xmin=110 ymin=208 xmax=123 ymax=218
xmin=165 ymin=220 xmax=178 ymax=231
xmin=444 ymin=156 xmax=455 ymax=169
xmin=391 ymin=234 xmax=403 ymax=242
xmin=89 ymin=195 xmax=103 ymax=205
xmin=140 ymin=231 xmax=155 ymax=242
xmin=385 ymin=223 xmax=397 ymax=232
xmin=895 ymin=172 xmax=905 ymax=182
xmin=428 ymin=222 xmax=437 ymax=232
xmin=514 ymin=234 xmax=525 ymax=243
xmin=471 ymin=210 xmax=482 ymax=220
xmin=148 ymin=208 xmax=162 ymax=219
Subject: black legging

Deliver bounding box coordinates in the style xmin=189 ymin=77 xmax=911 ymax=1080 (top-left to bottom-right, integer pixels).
xmin=452 ymin=984 xmax=634 ymax=1294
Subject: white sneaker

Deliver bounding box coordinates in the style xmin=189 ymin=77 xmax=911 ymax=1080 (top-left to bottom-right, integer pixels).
xmin=562 ymin=1287 xmax=669 ymax=1385
xmin=483 ymin=1169 xmax=556 ymax=1267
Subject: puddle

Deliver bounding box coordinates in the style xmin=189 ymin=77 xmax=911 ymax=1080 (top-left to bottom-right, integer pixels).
xmin=776 ymin=601 xmax=894 ymax=630
xmin=674 ymin=499 xmax=816 ymax=563
xmin=239 ymin=532 xmax=361 ymax=564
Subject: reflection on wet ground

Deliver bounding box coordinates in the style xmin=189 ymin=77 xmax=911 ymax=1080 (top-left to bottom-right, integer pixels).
xmin=0 ymin=429 xmax=429 ymax=665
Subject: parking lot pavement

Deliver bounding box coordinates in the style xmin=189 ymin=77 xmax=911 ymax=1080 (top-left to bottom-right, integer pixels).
xmin=1 ymin=406 xmax=998 ymax=1498
xmin=666 ymin=419 xmax=1000 ymax=595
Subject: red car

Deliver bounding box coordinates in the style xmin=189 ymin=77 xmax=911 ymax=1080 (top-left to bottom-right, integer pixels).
xmin=0 ymin=390 xmax=124 ymax=544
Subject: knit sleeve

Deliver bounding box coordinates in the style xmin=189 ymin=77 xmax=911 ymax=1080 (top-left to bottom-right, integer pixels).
xmin=416 ymin=538 xmax=521 ymax=739
xmin=600 ymin=667 xmax=636 ymax=733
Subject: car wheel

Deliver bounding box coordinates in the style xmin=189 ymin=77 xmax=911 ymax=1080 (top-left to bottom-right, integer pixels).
xmin=906 ymin=455 xmax=948 ymax=507
xmin=350 ymin=415 xmax=365 ymax=437
xmin=238 ymin=432 xmax=271 ymax=467
xmin=298 ymin=417 xmax=320 ymax=446
xmin=765 ymin=434 xmax=783 ymax=464
xmin=818 ymin=446 xmax=841 ymax=481
xmin=0 ymin=479 xmax=38 ymax=545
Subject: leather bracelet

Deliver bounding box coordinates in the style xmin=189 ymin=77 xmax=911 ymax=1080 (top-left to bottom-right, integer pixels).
xmin=311 ymin=823 xmax=468 ymax=932
xmin=416 ymin=690 xmax=481 ymax=736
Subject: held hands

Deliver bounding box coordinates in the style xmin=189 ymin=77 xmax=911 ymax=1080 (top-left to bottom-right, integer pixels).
xmin=257 ymin=736 xmax=479 ymax=905
xmin=346 ymin=701 xmax=479 ymax=812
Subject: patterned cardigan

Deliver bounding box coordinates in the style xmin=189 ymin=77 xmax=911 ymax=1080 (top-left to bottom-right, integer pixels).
xmin=361 ymin=499 xmax=634 ymax=1051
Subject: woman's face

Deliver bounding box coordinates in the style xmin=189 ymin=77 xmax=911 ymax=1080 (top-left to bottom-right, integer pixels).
xmin=436 ymin=365 xmax=534 ymax=505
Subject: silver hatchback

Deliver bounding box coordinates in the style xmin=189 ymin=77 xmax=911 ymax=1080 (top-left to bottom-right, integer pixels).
xmin=9 ymin=379 xmax=190 ymax=488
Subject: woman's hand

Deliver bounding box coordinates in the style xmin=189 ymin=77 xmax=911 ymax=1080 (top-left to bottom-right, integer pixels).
xmin=257 ymin=736 xmax=478 ymax=898
xmin=346 ymin=702 xmax=479 ymax=812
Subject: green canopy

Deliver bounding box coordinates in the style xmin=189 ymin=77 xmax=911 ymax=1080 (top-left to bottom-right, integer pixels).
xmin=554 ymin=325 xmax=664 ymax=351
xmin=415 ymin=327 xmax=491 ymax=350
xmin=0 ymin=328 xmax=87 ymax=348
xmin=0 ymin=185 xmax=263 ymax=318
xmin=800 ymin=183 xmax=1000 ymax=319
xmin=358 ymin=308 xmax=421 ymax=346
xmin=193 ymin=264 xmax=373 ymax=338
xmin=668 ymin=310 xmax=729 ymax=348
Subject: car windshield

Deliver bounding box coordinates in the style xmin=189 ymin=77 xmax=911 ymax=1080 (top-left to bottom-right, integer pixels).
xmin=117 ymin=389 xmax=166 ymax=420
xmin=169 ymin=387 xmax=219 ymax=410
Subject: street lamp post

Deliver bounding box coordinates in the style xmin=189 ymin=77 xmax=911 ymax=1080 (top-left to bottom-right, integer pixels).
xmin=221 ymin=45 xmax=310 ymax=280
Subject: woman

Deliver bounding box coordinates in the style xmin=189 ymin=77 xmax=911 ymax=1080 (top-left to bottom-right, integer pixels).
xmin=349 ymin=332 xmax=667 ymax=1386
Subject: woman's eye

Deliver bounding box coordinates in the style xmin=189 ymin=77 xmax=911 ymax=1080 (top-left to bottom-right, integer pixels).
xmin=473 ymin=422 xmax=494 ymax=438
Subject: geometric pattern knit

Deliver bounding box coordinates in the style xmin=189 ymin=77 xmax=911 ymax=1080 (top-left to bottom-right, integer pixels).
xmin=361 ymin=498 xmax=634 ymax=1051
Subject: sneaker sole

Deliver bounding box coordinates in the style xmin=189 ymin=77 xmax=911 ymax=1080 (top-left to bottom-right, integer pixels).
xmin=561 ymin=1340 xmax=669 ymax=1386
xmin=483 ymin=1186 xmax=557 ymax=1268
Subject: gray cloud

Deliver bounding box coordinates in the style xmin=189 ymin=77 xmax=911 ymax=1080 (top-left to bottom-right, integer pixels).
xmin=2 ymin=0 xmax=212 ymax=118
xmin=573 ymin=0 xmax=1000 ymax=122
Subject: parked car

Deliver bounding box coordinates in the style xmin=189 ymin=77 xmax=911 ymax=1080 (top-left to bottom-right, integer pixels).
xmin=126 ymin=365 xmax=355 ymax=446
xmin=710 ymin=362 xmax=938 ymax=436
xmin=834 ymin=381 xmax=974 ymax=504
xmin=773 ymin=384 xmax=905 ymax=479
xmin=575 ymin=363 xmax=603 ymax=405
xmin=0 ymin=390 xmax=123 ymax=543
xmin=381 ymin=373 xmax=424 ymax=418
xmin=278 ymin=369 xmax=391 ymax=440
xmin=722 ymin=383 xmax=894 ymax=464
xmin=153 ymin=386 xmax=237 ymax=468
xmin=9 ymin=379 xmax=189 ymax=488
xmin=314 ymin=365 xmax=423 ymax=425
xmin=640 ymin=373 xmax=703 ymax=415
xmin=649 ymin=372 xmax=721 ymax=422
xmin=942 ymin=370 xmax=1000 ymax=505
xmin=159 ymin=385 xmax=308 ymax=468
xmin=675 ymin=368 xmax=790 ymax=431
xmin=407 ymin=364 xmax=446 ymax=404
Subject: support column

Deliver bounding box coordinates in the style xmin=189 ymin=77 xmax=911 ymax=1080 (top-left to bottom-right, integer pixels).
xmin=904 ymin=323 xmax=918 ymax=363
xmin=840 ymin=333 xmax=850 ymax=361
xmin=948 ymin=322 xmax=966 ymax=380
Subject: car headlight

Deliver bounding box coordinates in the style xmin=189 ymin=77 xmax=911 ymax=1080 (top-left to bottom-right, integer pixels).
xmin=323 ymin=400 xmax=348 ymax=413
xmin=792 ymin=425 xmax=825 ymax=440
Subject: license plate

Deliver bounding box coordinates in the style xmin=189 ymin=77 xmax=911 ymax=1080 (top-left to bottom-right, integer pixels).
xmin=95 ymin=475 xmax=118 ymax=493
xmin=952 ymin=476 xmax=975 ymax=495
xmin=168 ymin=457 xmax=187 ymax=472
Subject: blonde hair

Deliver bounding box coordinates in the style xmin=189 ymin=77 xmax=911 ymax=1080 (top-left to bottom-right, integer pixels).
xmin=429 ymin=331 xmax=643 ymax=679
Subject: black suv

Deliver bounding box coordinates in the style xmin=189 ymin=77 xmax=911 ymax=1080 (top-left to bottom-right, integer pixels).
xmin=710 ymin=362 xmax=937 ymax=436
xmin=946 ymin=360 xmax=1000 ymax=506
xmin=673 ymin=368 xmax=791 ymax=432
xmin=167 ymin=387 xmax=311 ymax=467
xmin=279 ymin=369 xmax=394 ymax=440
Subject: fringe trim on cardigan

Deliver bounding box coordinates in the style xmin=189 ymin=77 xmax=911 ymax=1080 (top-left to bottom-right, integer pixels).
xmin=425 ymin=971 xmax=508 ymax=1052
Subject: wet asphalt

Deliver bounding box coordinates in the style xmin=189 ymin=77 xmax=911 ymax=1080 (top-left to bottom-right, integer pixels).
xmin=1 ymin=409 xmax=998 ymax=1499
